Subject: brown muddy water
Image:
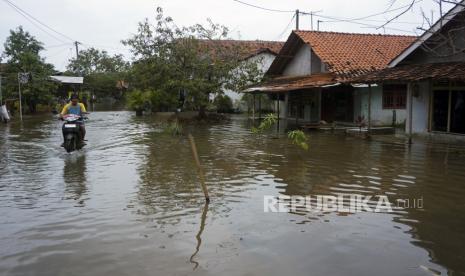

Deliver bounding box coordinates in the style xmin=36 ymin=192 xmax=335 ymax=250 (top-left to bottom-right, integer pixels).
xmin=1 ymin=111 xmax=465 ymax=276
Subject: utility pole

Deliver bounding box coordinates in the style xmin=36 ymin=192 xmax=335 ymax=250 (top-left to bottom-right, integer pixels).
xmin=74 ymin=41 xmax=82 ymax=79
xmin=317 ymin=20 xmax=322 ymax=31
xmin=74 ymin=41 xmax=80 ymax=60
xmin=311 ymin=12 xmax=314 ymax=30
xmin=295 ymin=9 xmax=300 ymax=30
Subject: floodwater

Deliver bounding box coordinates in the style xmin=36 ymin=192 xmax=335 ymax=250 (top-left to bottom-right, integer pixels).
xmin=1 ymin=111 xmax=465 ymax=276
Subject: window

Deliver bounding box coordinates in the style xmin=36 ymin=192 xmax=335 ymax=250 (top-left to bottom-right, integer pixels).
xmin=432 ymin=90 xmax=449 ymax=132
xmin=383 ymin=84 xmax=407 ymax=109
xmin=432 ymin=89 xmax=465 ymax=134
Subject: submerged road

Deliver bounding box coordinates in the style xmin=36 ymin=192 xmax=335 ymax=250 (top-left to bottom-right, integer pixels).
xmin=1 ymin=111 xmax=464 ymax=275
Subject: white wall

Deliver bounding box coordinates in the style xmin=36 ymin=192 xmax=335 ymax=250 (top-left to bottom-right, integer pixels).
xmin=273 ymin=97 xmax=288 ymax=120
xmin=283 ymin=44 xmax=312 ymax=76
xmin=406 ymin=81 xmax=430 ymax=133
xmin=223 ymin=52 xmax=277 ymax=109
xmin=355 ymin=86 xmax=407 ymax=126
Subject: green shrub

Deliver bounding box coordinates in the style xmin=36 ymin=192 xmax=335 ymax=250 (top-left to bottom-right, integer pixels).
xmin=127 ymin=90 xmax=150 ymax=115
xmin=214 ymin=94 xmax=233 ymax=113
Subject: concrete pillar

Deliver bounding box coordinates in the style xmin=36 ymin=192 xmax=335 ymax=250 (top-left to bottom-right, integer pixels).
xmin=408 ymin=83 xmax=413 ymax=145
xmin=368 ymin=84 xmax=372 ymax=134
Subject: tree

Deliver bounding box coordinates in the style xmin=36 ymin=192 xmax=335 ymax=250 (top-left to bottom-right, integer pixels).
xmin=122 ymin=7 xmax=262 ymax=116
xmin=214 ymin=94 xmax=233 ymax=113
xmin=67 ymin=47 xmax=129 ymax=99
xmin=67 ymin=47 xmax=128 ymax=75
xmin=379 ymin=0 xmax=465 ymax=58
xmin=126 ymin=89 xmax=150 ymax=116
xmin=1 ymin=26 xmax=57 ymax=113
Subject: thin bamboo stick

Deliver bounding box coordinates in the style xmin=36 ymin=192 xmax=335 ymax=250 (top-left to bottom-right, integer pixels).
xmin=188 ymin=133 xmax=210 ymax=202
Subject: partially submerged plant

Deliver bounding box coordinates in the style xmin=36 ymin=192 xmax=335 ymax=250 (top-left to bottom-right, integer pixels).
xmin=251 ymin=113 xmax=309 ymax=150
xmin=288 ymin=130 xmax=309 ymax=150
xmin=164 ymin=119 xmax=183 ymax=136
xmin=251 ymin=113 xmax=277 ymax=134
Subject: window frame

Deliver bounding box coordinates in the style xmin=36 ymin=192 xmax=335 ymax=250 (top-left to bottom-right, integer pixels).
xmin=382 ymin=84 xmax=407 ymax=110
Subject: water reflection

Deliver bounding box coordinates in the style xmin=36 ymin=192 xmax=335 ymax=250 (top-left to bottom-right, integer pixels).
xmin=189 ymin=202 xmax=209 ymax=270
xmin=1 ymin=113 xmax=465 ymax=275
xmin=63 ymin=154 xmax=87 ymax=206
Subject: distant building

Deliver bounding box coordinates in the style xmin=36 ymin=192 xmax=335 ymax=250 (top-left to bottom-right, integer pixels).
xmin=203 ymin=40 xmax=284 ymax=110
xmin=247 ymin=30 xmax=415 ymax=125
xmin=50 ymin=75 xmax=84 ymax=98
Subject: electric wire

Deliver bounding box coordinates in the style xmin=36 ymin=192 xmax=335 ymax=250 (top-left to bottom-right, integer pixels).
xmin=231 ymin=0 xmax=427 ymax=34
xmin=1 ymin=0 xmax=68 ymax=43
xmin=2 ymin=0 xmax=76 ymax=42
xmin=231 ymin=0 xmax=294 ymax=13
xmin=275 ymin=13 xmax=296 ymax=40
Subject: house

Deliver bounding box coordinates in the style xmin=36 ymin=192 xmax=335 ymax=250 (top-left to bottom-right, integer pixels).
xmin=247 ymin=31 xmax=416 ymax=126
xmin=202 ymin=40 xmax=284 ymax=110
xmin=49 ymin=75 xmax=84 ymax=98
xmin=354 ymin=0 xmax=465 ymax=139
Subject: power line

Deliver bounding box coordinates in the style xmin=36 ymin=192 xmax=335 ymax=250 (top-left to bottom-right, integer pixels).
xmin=2 ymin=0 xmax=76 ymax=42
xmin=315 ymin=14 xmax=418 ymax=34
xmin=60 ymin=47 xmax=74 ymax=71
xmin=46 ymin=46 xmax=71 ymax=59
xmin=275 ymin=13 xmax=296 ymax=40
xmin=330 ymin=0 xmax=424 ymax=22
xmin=44 ymin=43 xmax=74 ymax=49
xmin=320 ymin=17 xmax=421 ymax=25
xmin=230 ymin=0 xmax=424 ymax=36
xmin=231 ymin=0 xmax=294 ymax=13
xmin=1 ymin=0 xmax=68 ymax=43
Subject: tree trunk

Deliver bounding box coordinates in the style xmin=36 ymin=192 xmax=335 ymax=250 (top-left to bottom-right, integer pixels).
xmin=27 ymin=99 xmax=37 ymax=114
xmin=198 ymin=105 xmax=207 ymax=119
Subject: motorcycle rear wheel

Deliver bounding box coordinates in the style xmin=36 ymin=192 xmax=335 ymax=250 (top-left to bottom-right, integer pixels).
xmin=64 ymin=137 xmax=76 ymax=153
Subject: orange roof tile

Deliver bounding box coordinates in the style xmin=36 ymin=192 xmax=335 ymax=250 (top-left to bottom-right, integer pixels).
xmin=293 ymin=31 xmax=416 ymax=79
xmin=199 ymin=39 xmax=284 ymax=60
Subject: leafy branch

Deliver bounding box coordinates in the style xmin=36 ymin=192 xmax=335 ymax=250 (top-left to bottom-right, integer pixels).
xmin=288 ymin=130 xmax=309 ymax=151
xmin=251 ymin=113 xmax=277 ymax=134
xmin=251 ymin=113 xmax=309 ymax=150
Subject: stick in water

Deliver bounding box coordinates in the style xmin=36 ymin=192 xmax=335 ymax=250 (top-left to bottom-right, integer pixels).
xmin=188 ymin=133 xmax=210 ymax=202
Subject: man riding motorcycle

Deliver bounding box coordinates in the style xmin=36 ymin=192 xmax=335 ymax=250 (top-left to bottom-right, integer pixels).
xmin=60 ymin=94 xmax=87 ymax=143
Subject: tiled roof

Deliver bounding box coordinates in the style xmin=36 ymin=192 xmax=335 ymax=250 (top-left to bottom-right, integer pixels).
xmin=351 ymin=62 xmax=465 ymax=83
xmin=199 ymin=40 xmax=284 ymax=60
xmin=294 ymin=31 xmax=416 ymax=79
xmin=246 ymin=73 xmax=337 ymax=93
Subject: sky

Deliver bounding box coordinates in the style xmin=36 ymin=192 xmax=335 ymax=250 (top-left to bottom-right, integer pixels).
xmin=0 ymin=0 xmax=456 ymax=72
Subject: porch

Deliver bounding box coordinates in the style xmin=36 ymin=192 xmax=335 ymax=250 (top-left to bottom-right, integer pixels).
xmin=246 ymin=73 xmax=356 ymax=127
xmin=353 ymin=62 xmax=465 ymax=141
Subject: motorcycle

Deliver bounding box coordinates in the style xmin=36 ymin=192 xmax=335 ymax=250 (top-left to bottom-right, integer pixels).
xmin=61 ymin=114 xmax=87 ymax=153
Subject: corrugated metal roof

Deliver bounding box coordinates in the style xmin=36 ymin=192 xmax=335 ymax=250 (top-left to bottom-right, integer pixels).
xmin=246 ymin=73 xmax=337 ymax=93
xmin=50 ymin=76 xmax=84 ymax=84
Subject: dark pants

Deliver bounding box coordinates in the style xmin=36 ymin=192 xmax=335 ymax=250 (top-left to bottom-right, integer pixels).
xmin=80 ymin=124 xmax=86 ymax=140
